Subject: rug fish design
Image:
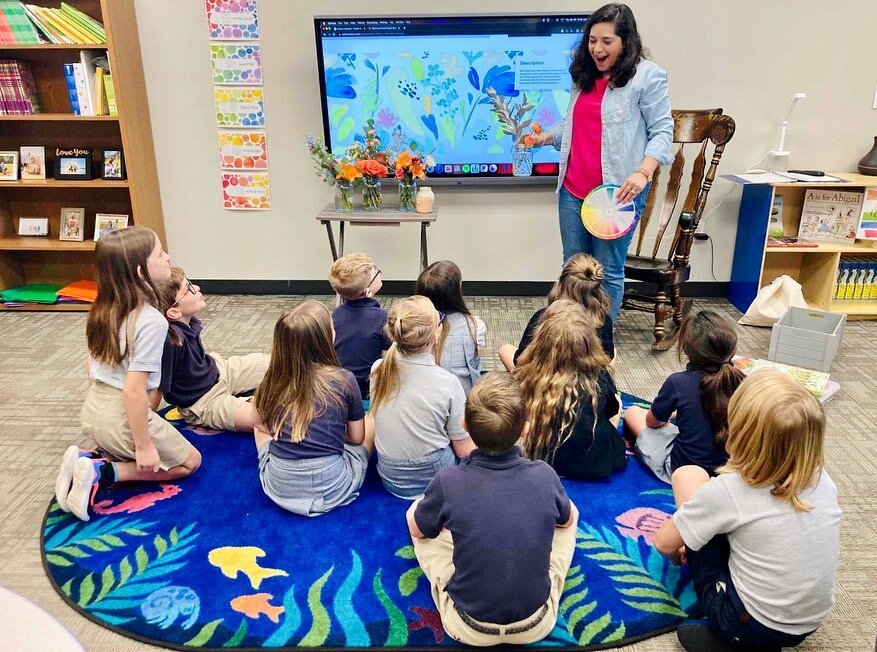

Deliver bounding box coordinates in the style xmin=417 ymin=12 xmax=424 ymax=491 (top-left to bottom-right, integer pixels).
xmin=229 ymin=592 xmax=285 ymax=623
xmin=93 ymin=483 xmax=182 ymax=515
xmin=208 ymin=546 xmax=289 ymax=589
xmin=615 ymin=507 xmax=673 ymax=545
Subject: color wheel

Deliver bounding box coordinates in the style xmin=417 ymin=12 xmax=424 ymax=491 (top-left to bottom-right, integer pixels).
xmin=581 ymin=184 xmax=638 ymax=239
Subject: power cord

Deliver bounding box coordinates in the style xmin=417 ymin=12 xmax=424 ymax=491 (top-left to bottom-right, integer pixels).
xmin=693 ymin=232 xmax=720 ymax=282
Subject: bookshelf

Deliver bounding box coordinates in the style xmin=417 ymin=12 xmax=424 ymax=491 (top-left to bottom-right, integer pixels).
xmin=0 ymin=0 xmax=163 ymax=311
xmin=729 ymin=173 xmax=877 ymax=319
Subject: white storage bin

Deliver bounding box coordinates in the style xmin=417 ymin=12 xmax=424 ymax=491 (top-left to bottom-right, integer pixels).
xmin=768 ymin=307 xmax=846 ymax=372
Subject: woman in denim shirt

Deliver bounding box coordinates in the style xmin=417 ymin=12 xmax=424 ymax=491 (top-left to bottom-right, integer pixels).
xmin=532 ymin=3 xmax=673 ymax=322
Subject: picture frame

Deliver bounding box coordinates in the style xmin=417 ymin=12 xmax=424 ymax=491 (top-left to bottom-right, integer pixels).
xmin=59 ymin=207 xmax=86 ymax=241
xmin=19 ymin=146 xmax=46 ymax=180
xmin=0 ymin=151 xmax=20 ymax=181
xmin=18 ymin=217 xmax=49 ymax=237
xmin=100 ymin=148 xmax=126 ymax=180
xmin=53 ymin=147 xmax=92 ymax=180
xmin=94 ymin=213 xmax=128 ymax=241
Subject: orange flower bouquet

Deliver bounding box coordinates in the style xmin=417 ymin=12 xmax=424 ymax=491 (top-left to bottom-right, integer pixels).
xmin=344 ymin=119 xmax=392 ymax=211
xmin=392 ymin=150 xmax=430 ymax=211
xmin=306 ymin=133 xmax=360 ymax=213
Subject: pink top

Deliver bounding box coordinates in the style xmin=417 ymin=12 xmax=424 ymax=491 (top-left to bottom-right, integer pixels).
xmin=563 ymin=78 xmax=609 ymax=200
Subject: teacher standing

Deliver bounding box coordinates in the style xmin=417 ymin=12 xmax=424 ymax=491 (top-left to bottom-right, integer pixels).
xmin=532 ymin=4 xmax=673 ymax=322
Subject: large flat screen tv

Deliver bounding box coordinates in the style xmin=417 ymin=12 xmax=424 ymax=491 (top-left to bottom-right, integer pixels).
xmin=314 ymin=14 xmax=590 ymax=185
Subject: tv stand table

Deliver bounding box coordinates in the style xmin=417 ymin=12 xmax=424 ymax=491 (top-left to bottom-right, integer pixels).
xmin=316 ymin=203 xmax=438 ymax=272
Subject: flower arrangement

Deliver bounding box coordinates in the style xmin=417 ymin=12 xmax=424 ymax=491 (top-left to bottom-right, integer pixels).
xmin=485 ymin=87 xmax=536 ymax=147
xmin=347 ymin=120 xmax=390 ymax=211
xmin=305 ymin=133 xmax=360 ymax=212
xmin=392 ymin=150 xmax=431 ymax=211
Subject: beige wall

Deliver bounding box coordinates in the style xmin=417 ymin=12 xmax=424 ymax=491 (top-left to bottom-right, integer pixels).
xmin=134 ymin=0 xmax=877 ymax=282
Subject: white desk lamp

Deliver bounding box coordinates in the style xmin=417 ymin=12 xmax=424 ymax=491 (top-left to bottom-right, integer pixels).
xmin=770 ymin=92 xmax=806 ymax=169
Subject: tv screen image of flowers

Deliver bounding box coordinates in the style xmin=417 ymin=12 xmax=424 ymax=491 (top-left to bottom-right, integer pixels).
xmin=315 ymin=14 xmax=588 ymax=179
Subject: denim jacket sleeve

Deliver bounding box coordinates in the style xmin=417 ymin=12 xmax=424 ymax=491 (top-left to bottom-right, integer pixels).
xmin=639 ymin=66 xmax=674 ymax=166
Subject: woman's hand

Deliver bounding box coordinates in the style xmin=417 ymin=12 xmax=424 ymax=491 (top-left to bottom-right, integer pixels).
xmin=135 ymin=443 xmax=161 ymax=473
xmin=526 ymin=132 xmax=551 ymax=148
xmin=616 ymin=170 xmax=649 ymax=204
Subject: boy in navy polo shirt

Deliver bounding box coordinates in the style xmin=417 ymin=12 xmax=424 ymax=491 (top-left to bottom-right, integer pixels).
xmin=406 ymin=372 xmax=578 ymax=646
xmin=329 ymin=253 xmax=391 ymax=402
xmin=157 ymin=267 xmax=268 ymax=432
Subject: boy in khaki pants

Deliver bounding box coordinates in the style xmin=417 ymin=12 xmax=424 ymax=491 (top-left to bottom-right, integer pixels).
xmin=406 ymin=372 xmax=578 ymax=646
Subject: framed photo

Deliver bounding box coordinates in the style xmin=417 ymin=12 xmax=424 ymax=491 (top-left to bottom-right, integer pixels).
xmin=19 ymin=146 xmax=46 ymax=180
xmin=54 ymin=147 xmax=92 ymax=180
xmin=94 ymin=213 xmax=128 ymax=241
xmin=18 ymin=217 xmax=48 ymax=236
xmin=60 ymin=207 xmax=85 ymax=241
xmin=101 ymin=148 xmax=125 ymax=180
xmin=0 ymin=151 xmax=20 ymax=181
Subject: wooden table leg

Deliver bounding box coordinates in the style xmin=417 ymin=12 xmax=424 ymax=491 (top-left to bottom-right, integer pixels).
xmin=420 ymin=221 xmax=429 ymax=271
xmin=339 ymin=220 xmax=346 ymax=257
xmin=322 ymin=220 xmax=338 ymax=261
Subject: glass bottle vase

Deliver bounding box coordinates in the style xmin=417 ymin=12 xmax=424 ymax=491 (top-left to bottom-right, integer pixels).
xmin=362 ymin=177 xmax=383 ymax=212
xmin=398 ymin=179 xmax=417 ymax=211
xmin=334 ymin=181 xmax=354 ymax=213
xmin=512 ymin=145 xmax=534 ymax=177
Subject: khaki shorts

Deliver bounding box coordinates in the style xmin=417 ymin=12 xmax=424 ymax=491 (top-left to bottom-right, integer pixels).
xmin=81 ymin=381 xmax=194 ymax=470
xmin=412 ymin=501 xmax=577 ymax=646
xmin=179 ymin=352 xmax=267 ymax=431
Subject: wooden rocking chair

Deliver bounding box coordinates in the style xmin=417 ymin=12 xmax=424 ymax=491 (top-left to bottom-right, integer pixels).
xmin=622 ymin=109 xmax=736 ymax=350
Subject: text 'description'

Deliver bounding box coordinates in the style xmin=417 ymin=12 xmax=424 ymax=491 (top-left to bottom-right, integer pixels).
xmin=514 ymin=56 xmax=569 ymax=91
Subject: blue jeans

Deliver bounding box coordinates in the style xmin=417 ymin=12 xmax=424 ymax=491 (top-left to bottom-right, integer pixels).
xmin=686 ymin=535 xmax=813 ymax=649
xmin=558 ymin=185 xmax=647 ymax=322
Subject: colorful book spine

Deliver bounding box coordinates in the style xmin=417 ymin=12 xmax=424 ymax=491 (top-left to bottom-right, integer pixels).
xmin=63 ymin=62 xmax=80 ymax=115
xmin=835 ymin=257 xmax=877 ymax=302
xmin=0 ymin=1 xmax=41 ymax=44
xmin=71 ymin=62 xmax=91 ymax=115
xmin=103 ymin=74 xmax=116 ymax=116
xmin=59 ymin=3 xmax=105 ymax=43
xmin=21 ymin=4 xmax=59 ymax=44
xmin=0 ymin=58 xmax=38 ymax=114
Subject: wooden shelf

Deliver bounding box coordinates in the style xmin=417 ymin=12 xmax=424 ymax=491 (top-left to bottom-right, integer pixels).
xmin=770 ymin=172 xmax=877 ymax=188
xmin=0 ymin=179 xmax=128 ymax=188
xmin=0 ymin=114 xmax=118 ymax=121
xmin=0 ymin=44 xmax=106 ymax=51
xmin=766 ymin=241 xmax=877 ymax=254
xmin=0 ymin=237 xmax=95 ymax=251
xmin=831 ymin=300 xmax=877 ymax=316
xmin=0 ymin=302 xmax=89 ymax=312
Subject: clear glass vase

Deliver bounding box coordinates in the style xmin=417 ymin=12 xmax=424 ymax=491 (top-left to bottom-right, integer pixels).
xmin=334 ymin=181 xmax=354 ymax=213
xmin=398 ymin=179 xmax=417 ymax=212
xmin=512 ymin=145 xmax=534 ymax=177
xmin=362 ymin=177 xmax=383 ymax=212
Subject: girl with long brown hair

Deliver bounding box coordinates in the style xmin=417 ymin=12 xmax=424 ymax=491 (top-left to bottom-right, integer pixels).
xmin=55 ymin=227 xmax=201 ymax=522
xmin=624 ymin=310 xmax=745 ymax=483
xmin=252 ymin=301 xmax=372 ymax=517
xmin=415 ymin=260 xmax=486 ymax=394
xmin=369 ymin=296 xmax=476 ymax=498
xmin=513 ymin=299 xmax=625 ymax=479
xmin=498 ymin=253 xmax=614 ymax=371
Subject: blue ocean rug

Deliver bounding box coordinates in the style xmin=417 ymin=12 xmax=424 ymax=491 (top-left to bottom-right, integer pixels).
xmin=42 ymin=394 xmax=695 ymax=650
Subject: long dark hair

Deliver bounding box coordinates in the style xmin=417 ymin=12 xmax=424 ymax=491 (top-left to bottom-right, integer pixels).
xmin=415 ymin=260 xmax=478 ymax=364
xmin=678 ymin=311 xmax=745 ymax=448
xmin=570 ymin=3 xmax=648 ymax=92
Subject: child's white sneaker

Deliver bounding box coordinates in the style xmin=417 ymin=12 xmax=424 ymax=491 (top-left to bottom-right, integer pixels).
xmin=67 ymin=457 xmax=99 ymax=522
xmin=54 ymin=445 xmax=81 ymax=512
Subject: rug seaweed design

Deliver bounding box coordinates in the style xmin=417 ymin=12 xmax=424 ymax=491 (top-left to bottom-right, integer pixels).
xmin=42 ymin=394 xmax=695 ymax=650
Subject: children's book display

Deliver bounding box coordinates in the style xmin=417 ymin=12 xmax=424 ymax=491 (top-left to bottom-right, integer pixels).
xmin=857 ymin=188 xmax=877 ymax=240
xmin=834 ymin=258 xmax=877 ymax=301
xmin=0 ymin=2 xmax=105 ymax=45
xmin=797 ymin=189 xmax=864 ymax=244
xmin=732 ymin=356 xmax=839 ymax=403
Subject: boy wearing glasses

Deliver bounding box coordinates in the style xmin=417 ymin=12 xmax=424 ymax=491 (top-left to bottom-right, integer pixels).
xmin=156 ymin=267 xmax=268 ymax=432
xmin=329 ymin=253 xmax=391 ymax=405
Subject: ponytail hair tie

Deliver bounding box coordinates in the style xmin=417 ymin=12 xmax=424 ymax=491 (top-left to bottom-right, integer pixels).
xmin=721 ymin=359 xmax=734 ymax=366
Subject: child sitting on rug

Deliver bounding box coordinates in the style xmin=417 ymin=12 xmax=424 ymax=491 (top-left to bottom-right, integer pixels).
xmin=654 ymin=370 xmax=841 ymax=652
xmin=252 ymin=301 xmax=372 ymax=517
xmin=329 ymin=253 xmax=391 ymax=403
xmin=407 ymin=371 xmax=578 ymax=646
xmin=498 ymin=253 xmax=614 ymax=370
xmin=156 ymin=267 xmax=268 ymax=432
xmin=623 ymin=311 xmax=745 ymax=484
xmin=369 ymin=295 xmax=476 ymax=499
xmin=415 ymin=260 xmax=486 ymax=394
xmin=55 ymin=227 xmax=201 ymax=522
xmin=514 ymin=299 xmax=626 ymax=479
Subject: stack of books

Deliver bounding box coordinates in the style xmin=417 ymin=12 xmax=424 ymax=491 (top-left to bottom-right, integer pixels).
xmin=63 ymin=51 xmax=114 ymax=116
xmin=20 ymin=2 xmax=106 ymax=44
xmin=732 ymin=356 xmax=840 ymax=404
xmin=0 ymin=283 xmax=62 ymax=306
xmin=57 ymin=280 xmax=97 ymax=304
xmin=835 ymin=258 xmax=877 ymax=301
xmin=0 ymin=58 xmax=40 ymax=114
xmin=0 ymin=0 xmax=41 ymax=43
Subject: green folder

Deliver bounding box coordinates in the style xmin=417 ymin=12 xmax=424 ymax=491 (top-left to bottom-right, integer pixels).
xmin=0 ymin=283 xmax=62 ymax=304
